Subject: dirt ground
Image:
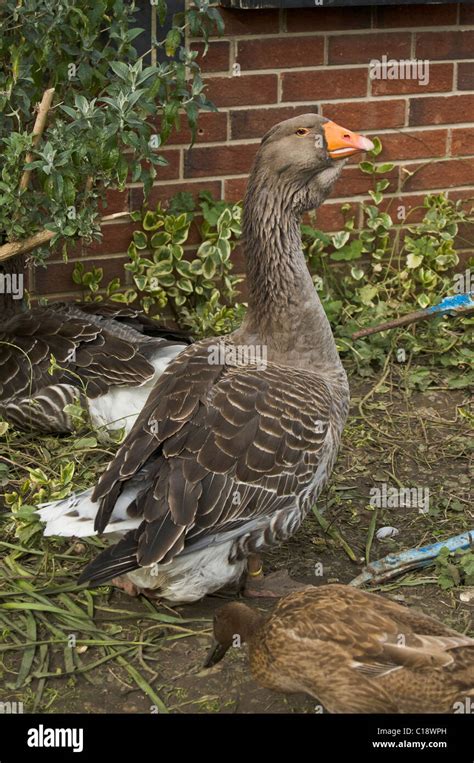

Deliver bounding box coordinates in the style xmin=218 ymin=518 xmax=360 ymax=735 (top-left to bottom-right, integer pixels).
xmin=1 ymin=374 xmax=472 ymax=714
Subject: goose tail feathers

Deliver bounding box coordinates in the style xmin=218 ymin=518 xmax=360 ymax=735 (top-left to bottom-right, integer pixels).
xmin=37 ymin=486 xmax=141 ymax=538
xmin=77 ymin=530 xmax=141 ymax=587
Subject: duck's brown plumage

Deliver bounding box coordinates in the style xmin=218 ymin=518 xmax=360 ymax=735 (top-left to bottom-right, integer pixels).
xmin=209 ymin=584 xmax=474 ymax=713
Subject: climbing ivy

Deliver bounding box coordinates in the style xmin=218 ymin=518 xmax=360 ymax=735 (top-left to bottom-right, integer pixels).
xmin=73 ymin=191 xmax=245 ymax=336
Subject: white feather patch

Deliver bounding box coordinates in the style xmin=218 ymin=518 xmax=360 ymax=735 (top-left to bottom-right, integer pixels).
xmin=37 ymin=485 xmax=141 ymax=538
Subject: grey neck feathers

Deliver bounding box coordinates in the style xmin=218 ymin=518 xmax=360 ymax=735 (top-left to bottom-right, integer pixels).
xmin=237 ymin=169 xmax=342 ymax=371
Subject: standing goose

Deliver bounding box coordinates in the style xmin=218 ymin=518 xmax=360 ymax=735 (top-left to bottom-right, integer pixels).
xmin=39 ymin=115 xmax=374 ymax=601
xmin=205 ymin=585 xmax=474 ymax=713
xmin=0 ymin=302 xmax=190 ymax=435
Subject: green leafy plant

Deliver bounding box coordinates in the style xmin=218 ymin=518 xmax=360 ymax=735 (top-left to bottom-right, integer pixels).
xmin=73 ymin=191 xmax=245 ymax=337
xmin=301 ymin=138 xmax=473 ymax=382
xmin=435 ymin=545 xmax=474 ymax=589
xmin=0 ymin=0 xmax=222 ymax=257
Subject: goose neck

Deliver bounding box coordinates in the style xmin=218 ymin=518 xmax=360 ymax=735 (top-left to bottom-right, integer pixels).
xmin=239 ymin=181 xmax=342 ymax=370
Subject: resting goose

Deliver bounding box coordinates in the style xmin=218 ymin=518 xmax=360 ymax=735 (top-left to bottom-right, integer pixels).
xmin=0 ymin=302 xmax=190 ymax=435
xmin=205 ymin=585 xmax=474 ymax=713
xmin=39 ymin=115 xmax=374 ymax=601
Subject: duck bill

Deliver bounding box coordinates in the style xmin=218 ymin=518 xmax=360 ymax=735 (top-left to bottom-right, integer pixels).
xmin=323 ymin=120 xmax=374 ymax=159
xmin=204 ymin=639 xmax=228 ymax=668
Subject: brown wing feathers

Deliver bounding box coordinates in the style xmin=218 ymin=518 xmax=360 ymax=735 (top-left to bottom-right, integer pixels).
xmin=0 ymin=306 xmax=155 ymax=401
xmin=0 ymin=303 xmax=192 ymax=432
xmin=273 ymin=585 xmax=472 ymax=676
xmin=80 ymin=340 xmax=332 ymax=585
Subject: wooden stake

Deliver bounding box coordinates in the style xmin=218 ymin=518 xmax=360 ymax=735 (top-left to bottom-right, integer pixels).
xmin=19 ymin=87 xmax=55 ymax=192
xmin=0 ymin=212 xmax=132 ymax=263
xmin=351 ymin=305 xmax=474 ymax=339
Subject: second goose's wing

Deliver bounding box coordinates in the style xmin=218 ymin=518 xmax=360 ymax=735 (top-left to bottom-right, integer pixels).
xmin=81 ymin=339 xmax=339 ymax=583
xmin=0 ymin=305 xmax=186 ymax=432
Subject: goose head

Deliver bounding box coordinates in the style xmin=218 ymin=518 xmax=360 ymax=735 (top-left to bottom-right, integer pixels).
xmin=251 ymin=113 xmax=374 ymax=215
xmin=204 ymin=602 xmax=264 ymax=667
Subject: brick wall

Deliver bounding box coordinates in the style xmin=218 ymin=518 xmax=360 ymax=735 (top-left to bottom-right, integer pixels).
xmin=33 ymin=3 xmax=474 ymax=301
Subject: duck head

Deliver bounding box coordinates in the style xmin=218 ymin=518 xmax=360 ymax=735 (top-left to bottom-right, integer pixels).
xmin=250 ymin=113 xmax=374 ymax=215
xmin=204 ymin=602 xmax=264 ymax=668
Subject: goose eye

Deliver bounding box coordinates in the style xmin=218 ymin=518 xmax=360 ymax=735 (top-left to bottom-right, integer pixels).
xmin=295 ymin=128 xmax=309 ymax=136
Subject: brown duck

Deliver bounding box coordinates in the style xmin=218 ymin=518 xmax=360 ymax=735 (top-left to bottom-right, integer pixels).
xmin=205 ymin=584 xmax=474 ymax=713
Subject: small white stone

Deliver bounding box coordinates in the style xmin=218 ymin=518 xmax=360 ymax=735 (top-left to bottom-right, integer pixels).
xmin=376 ymin=526 xmax=400 ymax=540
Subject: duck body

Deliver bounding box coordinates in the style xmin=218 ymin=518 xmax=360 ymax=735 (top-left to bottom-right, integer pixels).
xmin=208 ymin=585 xmax=474 ymax=713
xmin=37 ymin=114 xmax=373 ymax=602
xmin=0 ymin=302 xmax=190 ymax=435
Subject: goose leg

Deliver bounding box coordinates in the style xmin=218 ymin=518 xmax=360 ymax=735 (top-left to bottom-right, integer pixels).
xmin=244 ymin=554 xmax=311 ymax=598
xmin=110 ymin=576 xmax=140 ymax=597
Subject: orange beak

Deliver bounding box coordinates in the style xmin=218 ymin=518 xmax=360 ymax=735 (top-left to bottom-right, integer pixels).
xmin=323 ymin=120 xmax=374 ymax=159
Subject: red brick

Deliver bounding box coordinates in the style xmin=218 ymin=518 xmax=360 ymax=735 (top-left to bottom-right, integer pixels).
xmin=375 ymin=4 xmax=458 ymax=28
xmin=155 ymin=150 xmax=180 ymax=180
xmin=128 ymin=150 xmax=180 ymax=183
xmin=130 ymin=181 xmax=222 ymax=211
xmin=448 ymin=189 xmax=474 ymax=207
xmin=34 ymin=255 xmax=128 ymax=295
xmin=322 ymin=100 xmax=406 ymax=130
xmin=403 ymin=159 xmax=474 ymax=192
xmin=282 ymin=68 xmax=367 ymax=103
xmin=458 ymin=62 xmax=474 ymax=91
xmin=231 ymin=105 xmax=320 ymax=140
xmin=454 ymin=224 xmax=474 ymax=252
xmin=371 ymin=64 xmax=453 ymax=96
xmin=378 ymin=194 xmax=428 ymax=225
xmin=446 ymin=190 xmax=474 ymax=262
xmin=236 ymin=278 xmax=248 ymax=300
xmin=190 ymin=41 xmax=230 ymax=73
xmin=219 ymin=9 xmax=279 ymax=36
xmin=85 ymin=222 xmax=140 ymax=256
xmin=332 ymin=165 xmax=399 ymax=198
xmin=224 ymin=177 xmax=248 ymax=201
xmin=182 ymin=216 xmax=205 ymax=247
xmin=230 ymin=243 xmax=245 ymax=273
xmin=328 ymin=33 xmax=411 ymax=66
xmin=416 ymin=31 xmax=474 ymax=61
xmin=237 ymin=36 xmax=324 ymax=71
xmin=204 ymin=75 xmax=278 ymax=108
xmin=375 ymin=129 xmax=447 ymax=161
xmin=460 ymin=5 xmax=474 ymax=24
xmin=313 ymin=201 xmax=359 ymax=231
xmin=451 ymin=127 xmax=474 ymax=157
xmin=98 ymin=189 xmax=129 ymax=216
xmin=286 ymin=8 xmax=372 ymax=33
xmin=184 ymin=143 xmax=258 ymax=178
xmin=162 ymin=111 xmax=227 ymax=145
xmin=454 ymin=249 xmax=474 ymax=269
xmin=52 ymin=238 xmax=82 ymax=260
xmin=409 ymin=95 xmax=474 ymax=126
